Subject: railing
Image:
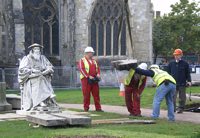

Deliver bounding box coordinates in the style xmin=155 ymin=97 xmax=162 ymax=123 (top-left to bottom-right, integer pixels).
xmin=0 ymin=66 xmax=128 ymax=89
xmin=1 ymin=66 xmax=200 ymax=90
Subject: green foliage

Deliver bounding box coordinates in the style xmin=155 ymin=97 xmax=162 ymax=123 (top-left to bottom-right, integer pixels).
xmin=153 ymin=0 xmax=200 ymax=61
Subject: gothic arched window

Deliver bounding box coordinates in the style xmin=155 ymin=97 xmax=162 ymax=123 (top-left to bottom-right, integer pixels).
xmin=90 ymin=0 xmax=127 ymax=56
xmin=22 ymin=0 xmax=59 ymax=56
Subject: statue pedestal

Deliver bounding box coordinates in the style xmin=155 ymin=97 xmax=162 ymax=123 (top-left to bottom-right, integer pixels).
xmin=26 ymin=111 xmax=92 ymax=126
xmin=0 ymin=82 xmax=12 ymax=111
xmin=16 ymin=106 xmax=61 ymax=116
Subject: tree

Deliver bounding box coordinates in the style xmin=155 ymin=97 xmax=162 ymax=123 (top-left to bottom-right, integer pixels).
xmin=153 ymin=17 xmax=175 ymax=63
xmin=153 ymin=0 xmax=200 ymax=63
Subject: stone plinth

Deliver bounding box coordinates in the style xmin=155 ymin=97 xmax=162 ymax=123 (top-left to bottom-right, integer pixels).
xmin=26 ymin=111 xmax=91 ymax=127
xmin=6 ymin=94 xmax=21 ymax=109
xmin=0 ymin=82 xmax=12 ymax=111
xmin=52 ymin=112 xmax=91 ymax=125
xmin=27 ymin=114 xmax=67 ymax=127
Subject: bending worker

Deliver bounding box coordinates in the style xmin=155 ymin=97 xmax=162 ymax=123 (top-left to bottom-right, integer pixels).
xmin=79 ymin=46 xmax=103 ymax=112
xmin=135 ymin=64 xmax=176 ymax=121
xmin=124 ymin=63 xmax=147 ymax=117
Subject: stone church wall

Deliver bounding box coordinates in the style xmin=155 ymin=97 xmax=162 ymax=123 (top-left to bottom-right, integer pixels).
xmin=0 ymin=0 xmax=153 ymax=67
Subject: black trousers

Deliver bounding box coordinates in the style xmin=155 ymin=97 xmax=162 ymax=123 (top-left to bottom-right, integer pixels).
xmin=174 ymin=86 xmax=186 ymax=110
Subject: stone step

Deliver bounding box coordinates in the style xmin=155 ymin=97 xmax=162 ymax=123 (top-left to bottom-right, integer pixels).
xmin=27 ymin=112 xmax=91 ymax=127
xmin=52 ymin=112 xmax=91 ymax=125
xmin=27 ymin=114 xmax=67 ymax=127
xmin=6 ymin=94 xmax=21 ymax=109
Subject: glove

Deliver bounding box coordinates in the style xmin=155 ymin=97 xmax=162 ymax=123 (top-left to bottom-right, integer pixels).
xmin=88 ymin=78 xmax=94 ymax=84
xmin=94 ymin=77 xmax=101 ymax=82
xmin=88 ymin=77 xmax=101 ymax=84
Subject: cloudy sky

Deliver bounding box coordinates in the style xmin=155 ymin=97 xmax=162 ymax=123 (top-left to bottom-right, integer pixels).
xmin=151 ymin=0 xmax=199 ymax=15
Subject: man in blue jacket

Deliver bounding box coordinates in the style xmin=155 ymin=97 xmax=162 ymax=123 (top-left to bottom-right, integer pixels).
xmin=167 ymin=49 xmax=192 ymax=113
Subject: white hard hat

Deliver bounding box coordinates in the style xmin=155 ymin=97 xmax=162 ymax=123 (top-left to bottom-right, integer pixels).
xmin=84 ymin=47 xmax=95 ymax=53
xmin=150 ymin=64 xmax=159 ymax=69
xmin=138 ymin=63 xmax=147 ymax=70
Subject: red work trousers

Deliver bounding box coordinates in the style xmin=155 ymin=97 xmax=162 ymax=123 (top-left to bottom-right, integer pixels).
xmin=125 ymin=86 xmax=142 ymax=115
xmin=81 ymin=78 xmax=101 ymax=111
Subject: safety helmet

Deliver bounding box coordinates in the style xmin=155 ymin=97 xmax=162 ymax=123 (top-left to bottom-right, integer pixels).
xmin=84 ymin=47 xmax=95 ymax=53
xmin=150 ymin=64 xmax=159 ymax=69
xmin=173 ymin=49 xmax=183 ymax=55
xmin=138 ymin=63 xmax=148 ymax=70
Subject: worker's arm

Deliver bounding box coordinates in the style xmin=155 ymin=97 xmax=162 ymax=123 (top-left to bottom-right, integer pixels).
xmin=79 ymin=59 xmax=89 ymax=78
xmin=135 ymin=68 xmax=154 ymax=77
xmin=167 ymin=63 xmax=171 ymax=74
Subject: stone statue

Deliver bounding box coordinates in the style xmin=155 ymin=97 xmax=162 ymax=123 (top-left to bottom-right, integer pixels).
xmin=18 ymin=43 xmax=58 ymax=111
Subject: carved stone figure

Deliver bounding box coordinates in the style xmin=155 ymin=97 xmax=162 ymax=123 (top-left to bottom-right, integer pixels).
xmin=18 ymin=43 xmax=57 ymax=111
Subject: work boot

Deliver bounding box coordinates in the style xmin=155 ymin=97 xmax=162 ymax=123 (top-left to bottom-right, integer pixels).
xmin=129 ymin=114 xmax=142 ymax=117
xmin=96 ymin=109 xmax=104 ymax=112
xmin=84 ymin=109 xmax=89 ymax=112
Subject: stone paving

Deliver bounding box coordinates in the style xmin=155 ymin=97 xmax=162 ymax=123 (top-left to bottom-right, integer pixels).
xmin=0 ymin=112 xmax=25 ymax=121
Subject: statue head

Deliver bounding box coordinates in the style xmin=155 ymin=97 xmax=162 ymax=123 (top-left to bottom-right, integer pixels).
xmin=28 ymin=43 xmax=44 ymax=61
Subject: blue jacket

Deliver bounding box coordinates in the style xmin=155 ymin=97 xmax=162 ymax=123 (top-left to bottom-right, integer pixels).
xmin=167 ymin=60 xmax=191 ymax=87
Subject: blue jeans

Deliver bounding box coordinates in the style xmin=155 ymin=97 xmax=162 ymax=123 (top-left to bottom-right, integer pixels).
xmin=151 ymin=82 xmax=176 ymax=121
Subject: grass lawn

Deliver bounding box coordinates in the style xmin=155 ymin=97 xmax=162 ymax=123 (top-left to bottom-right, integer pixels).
xmin=55 ymin=86 xmax=200 ymax=109
xmin=8 ymin=86 xmax=199 ymax=109
xmin=0 ymin=111 xmax=200 ymax=138
xmin=2 ymin=87 xmax=199 ymax=138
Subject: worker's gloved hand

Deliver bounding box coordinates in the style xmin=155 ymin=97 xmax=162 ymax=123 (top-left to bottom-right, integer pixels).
xmin=88 ymin=78 xmax=94 ymax=84
xmin=187 ymin=82 xmax=192 ymax=87
xmin=94 ymin=77 xmax=101 ymax=82
xmin=88 ymin=76 xmax=101 ymax=84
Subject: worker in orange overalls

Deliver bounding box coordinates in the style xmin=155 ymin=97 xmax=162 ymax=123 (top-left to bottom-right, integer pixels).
xmin=79 ymin=46 xmax=103 ymax=112
xmin=124 ymin=63 xmax=147 ymax=116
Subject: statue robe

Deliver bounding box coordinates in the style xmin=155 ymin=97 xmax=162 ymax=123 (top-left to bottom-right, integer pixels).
xmin=18 ymin=54 xmax=54 ymax=111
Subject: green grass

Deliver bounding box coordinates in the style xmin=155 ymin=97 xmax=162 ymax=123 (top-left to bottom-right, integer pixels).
xmin=1 ymin=87 xmax=200 ymax=138
xmin=55 ymin=86 xmax=200 ymax=109
xmin=6 ymin=86 xmax=200 ymax=109
xmin=186 ymin=86 xmax=200 ymax=94
xmin=0 ymin=118 xmax=199 ymax=138
xmin=55 ymin=87 xmax=157 ymax=107
xmin=67 ymin=108 xmax=128 ymax=120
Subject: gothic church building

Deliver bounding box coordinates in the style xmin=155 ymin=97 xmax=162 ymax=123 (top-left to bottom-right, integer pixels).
xmin=0 ymin=0 xmax=153 ymax=67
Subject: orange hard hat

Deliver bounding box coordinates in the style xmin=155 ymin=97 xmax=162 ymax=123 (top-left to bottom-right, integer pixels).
xmin=173 ymin=49 xmax=183 ymax=55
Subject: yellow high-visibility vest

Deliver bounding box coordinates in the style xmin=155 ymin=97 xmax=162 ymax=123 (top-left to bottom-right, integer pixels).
xmin=124 ymin=69 xmax=146 ymax=88
xmin=80 ymin=57 xmax=98 ymax=79
xmin=151 ymin=69 xmax=176 ymax=86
